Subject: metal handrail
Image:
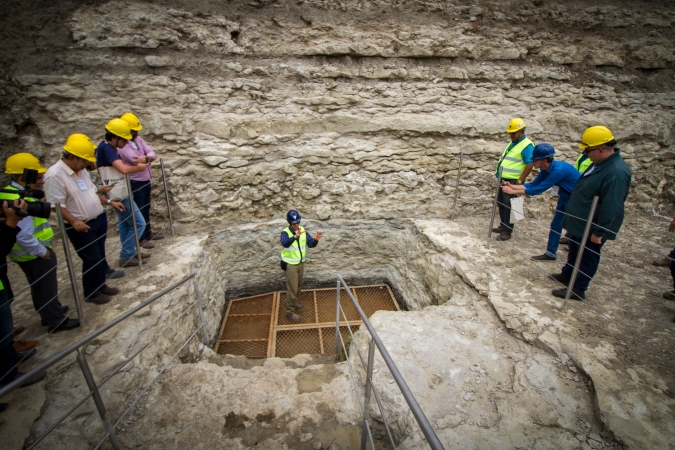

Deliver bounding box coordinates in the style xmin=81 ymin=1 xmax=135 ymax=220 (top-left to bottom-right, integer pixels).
xmin=0 ymin=271 xmax=197 ymax=399
xmin=336 ymin=275 xmax=445 ymax=450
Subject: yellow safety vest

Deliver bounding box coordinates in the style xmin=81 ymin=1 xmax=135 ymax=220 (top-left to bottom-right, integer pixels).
xmin=575 ymin=153 xmax=592 ymax=174
xmin=280 ymin=226 xmax=306 ymax=265
xmin=0 ymin=185 xmax=54 ymax=263
xmin=496 ymin=137 xmax=533 ymax=179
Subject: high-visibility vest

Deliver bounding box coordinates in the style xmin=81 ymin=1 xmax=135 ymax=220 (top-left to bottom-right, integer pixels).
xmin=280 ymin=226 xmax=306 ymax=265
xmin=496 ymin=137 xmax=533 ymax=179
xmin=0 ymin=185 xmax=53 ymax=263
xmin=575 ymin=153 xmax=592 ymax=174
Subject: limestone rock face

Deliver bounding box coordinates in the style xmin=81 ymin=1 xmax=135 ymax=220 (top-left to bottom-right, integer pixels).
xmin=0 ymin=0 xmax=674 ymax=225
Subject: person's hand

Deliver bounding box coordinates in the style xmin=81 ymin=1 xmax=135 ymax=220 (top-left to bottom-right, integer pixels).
xmin=110 ymin=201 xmax=125 ymax=212
xmin=99 ymin=185 xmax=113 ymax=194
xmin=669 ymin=217 xmax=675 ymax=233
xmin=132 ymin=156 xmax=146 ymax=165
xmin=72 ymin=219 xmax=90 ymax=233
xmin=590 ymin=234 xmax=603 ymax=244
xmin=315 ymin=231 xmax=323 ymax=240
xmin=40 ymin=248 xmax=51 ymax=260
xmin=2 ymin=200 xmax=27 ymax=227
xmin=136 ymin=163 xmax=147 ymax=171
xmin=294 ymin=229 xmax=305 ymax=239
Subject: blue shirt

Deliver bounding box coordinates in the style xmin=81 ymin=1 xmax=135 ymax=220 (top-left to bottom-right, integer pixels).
xmin=524 ymin=160 xmax=580 ymax=201
xmin=280 ymin=228 xmax=319 ymax=248
xmin=496 ymin=135 xmax=534 ymax=178
xmin=95 ymin=141 xmax=121 ymax=168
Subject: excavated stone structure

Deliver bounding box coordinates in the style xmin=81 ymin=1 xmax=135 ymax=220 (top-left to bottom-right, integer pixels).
xmin=0 ymin=1 xmax=674 ymax=449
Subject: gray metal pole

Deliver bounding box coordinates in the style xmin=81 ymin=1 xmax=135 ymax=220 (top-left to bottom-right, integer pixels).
xmin=451 ymin=151 xmax=463 ymax=221
xmin=193 ymin=278 xmax=209 ymax=346
xmin=55 ymin=205 xmax=85 ymax=324
xmin=360 ymin=339 xmax=376 ymax=450
xmin=76 ymin=350 xmax=122 ymax=450
xmin=563 ymin=196 xmax=599 ymax=310
xmin=335 ymin=279 xmax=341 ymax=357
xmin=160 ymin=158 xmax=175 ymax=237
xmin=124 ymin=174 xmax=142 ymax=268
xmin=487 ymin=167 xmax=503 ymax=248
xmin=337 ymin=275 xmax=445 ymax=450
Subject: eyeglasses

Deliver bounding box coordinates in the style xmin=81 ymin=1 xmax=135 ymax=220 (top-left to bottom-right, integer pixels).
xmin=584 ymin=146 xmax=603 ymax=154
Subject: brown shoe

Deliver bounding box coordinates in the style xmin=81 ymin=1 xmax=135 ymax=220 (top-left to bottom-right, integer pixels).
xmin=496 ymin=234 xmax=511 ymax=241
xmin=559 ymin=236 xmax=569 ymax=245
xmin=491 ymin=227 xmax=503 ymax=233
xmin=139 ymin=252 xmax=151 ymax=259
xmin=285 ymin=313 xmax=302 ymax=323
xmin=14 ymin=326 xmax=25 ymax=336
xmin=119 ymin=256 xmax=140 ymax=267
xmin=140 ymin=239 xmax=155 ymax=249
xmin=86 ymin=293 xmax=112 ymax=305
xmin=663 ymin=290 xmax=675 ymax=301
xmin=149 ymin=233 xmax=164 ymax=241
xmin=100 ymin=286 xmax=119 ymax=296
xmin=653 ymin=257 xmax=671 ymax=267
xmin=13 ymin=340 xmax=38 ymax=352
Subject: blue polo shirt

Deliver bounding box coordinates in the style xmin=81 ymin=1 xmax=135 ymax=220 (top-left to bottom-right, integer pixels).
xmin=95 ymin=141 xmax=121 ymax=168
xmin=524 ymin=160 xmax=580 ymax=201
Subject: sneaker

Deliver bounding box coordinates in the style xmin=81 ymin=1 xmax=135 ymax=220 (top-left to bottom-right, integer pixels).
xmin=653 ymin=257 xmax=671 ymax=267
xmin=285 ymin=313 xmax=302 ymax=323
xmin=0 ymin=370 xmax=46 ymax=388
xmin=48 ymin=318 xmax=81 ymax=333
xmin=100 ymin=286 xmax=119 ymax=296
xmin=531 ymin=254 xmax=556 ymax=262
xmin=548 ymin=273 xmax=571 ymax=285
xmin=15 ymin=348 xmax=37 ymax=363
xmin=105 ymin=268 xmax=125 ymax=279
xmin=552 ymin=288 xmax=586 ymax=301
xmin=295 ymin=304 xmax=305 ymax=311
xmin=149 ymin=233 xmax=164 ymax=241
xmin=12 ymin=340 xmax=38 ymax=352
xmin=663 ymin=290 xmax=675 ymax=301
xmin=496 ymin=234 xmax=511 ymax=241
xmin=139 ymin=239 xmax=155 ymax=249
xmin=85 ymin=293 xmax=112 ymax=305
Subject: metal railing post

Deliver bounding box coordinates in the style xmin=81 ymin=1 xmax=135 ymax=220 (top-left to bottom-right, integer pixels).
xmin=125 ymin=175 xmax=142 ymax=268
xmin=451 ymin=150 xmax=463 ymax=221
xmin=360 ymin=338 xmax=376 ymax=450
xmin=160 ymin=158 xmax=175 ymax=237
xmin=563 ymin=196 xmax=599 ymax=311
xmin=75 ymin=350 xmax=122 ymax=450
xmin=487 ymin=167 xmax=503 ymax=248
xmin=335 ymin=279 xmax=341 ymax=356
xmin=193 ymin=278 xmax=209 ymax=346
xmin=55 ymin=205 xmax=85 ymax=324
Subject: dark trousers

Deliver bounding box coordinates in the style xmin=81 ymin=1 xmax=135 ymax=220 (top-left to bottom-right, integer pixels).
xmin=0 ymin=275 xmax=12 ymax=303
xmin=66 ymin=213 xmax=108 ymax=300
xmin=131 ymin=180 xmax=152 ymax=241
xmin=0 ymin=288 xmax=18 ymax=383
xmin=669 ymin=249 xmax=675 ymax=290
xmin=17 ymin=250 xmax=67 ymax=327
xmin=497 ymin=180 xmax=519 ymax=235
xmin=561 ymin=236 xmax=605 ymax=292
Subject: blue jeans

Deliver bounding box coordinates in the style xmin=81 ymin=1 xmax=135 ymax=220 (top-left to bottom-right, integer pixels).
xmin=561 ymin=236 xmax=605 ymax=292
xmin=116 ymin=198 xmax=146 ymax=261
xmin=0 ymin=288 xmax=19 ymax=383
xmin=131 ymin=180 xmax=152 ymax=241
xmin=545 ymin=198 xmax=568 ymax=258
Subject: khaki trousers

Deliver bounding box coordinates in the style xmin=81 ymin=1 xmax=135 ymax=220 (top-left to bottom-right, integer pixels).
xmin=285 ymin=262 xmax=304 ymax=316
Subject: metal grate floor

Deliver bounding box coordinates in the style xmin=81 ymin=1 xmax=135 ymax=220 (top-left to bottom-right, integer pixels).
xmin=215 ymin=285 xmax=400 ymax=358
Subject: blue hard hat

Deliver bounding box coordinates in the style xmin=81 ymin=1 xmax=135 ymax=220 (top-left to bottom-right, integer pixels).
xmin=286 ymin=210 xmax=301 ymax=224
xmin=532 ymin=143 xmax=556 ymax=161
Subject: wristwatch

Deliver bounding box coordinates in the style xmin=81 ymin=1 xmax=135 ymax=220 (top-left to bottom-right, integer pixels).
xmin=106 ymin=199 xmax=112 ymax=205
xmin=145 ymin=157 xmax=151 ymax=163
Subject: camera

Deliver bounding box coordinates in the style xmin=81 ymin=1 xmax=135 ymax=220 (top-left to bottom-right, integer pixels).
xmin=0 ymin=168 xmax=52 ymax=219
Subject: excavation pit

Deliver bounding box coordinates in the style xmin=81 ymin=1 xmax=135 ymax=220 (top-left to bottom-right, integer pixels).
xmin=215 ymin=285 xmax=400 ymax=358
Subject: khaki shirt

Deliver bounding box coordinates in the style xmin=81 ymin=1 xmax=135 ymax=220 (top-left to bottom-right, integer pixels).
xmin=44 ymin=159 xmax=104 ymax=221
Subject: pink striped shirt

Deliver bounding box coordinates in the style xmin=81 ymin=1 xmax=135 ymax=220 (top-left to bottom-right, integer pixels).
xmin=117 ymin=136 xmax=157 ymax=181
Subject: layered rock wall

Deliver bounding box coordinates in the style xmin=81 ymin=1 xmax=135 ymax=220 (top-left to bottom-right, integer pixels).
xmin=1 ymin=0 xmax=674 ymax=224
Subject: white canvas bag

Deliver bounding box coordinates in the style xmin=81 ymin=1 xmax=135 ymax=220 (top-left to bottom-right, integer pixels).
xmin=98 ymin=165 xmax=128 ymax=201
xmin=509 ymin=196 xmax=525 ymax=223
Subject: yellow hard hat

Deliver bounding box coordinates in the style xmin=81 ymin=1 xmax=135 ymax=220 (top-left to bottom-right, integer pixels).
xmin=5 ymin=153 xmax=47 ymax=174
xmin=120 ymin=112 xmax=143 ymax=131
xmin=105 ymin=118 xmax=133 ymax=140
xmin=63 ymin=134 xmax=97 ymax=163
xmin=506 ymin=118 xmax=526 ymax=133
xmin=579 ymin=126 xmax=615 ymax=149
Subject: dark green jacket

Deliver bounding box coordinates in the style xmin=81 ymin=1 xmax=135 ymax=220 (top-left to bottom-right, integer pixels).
xmin=562 ymin=149 xmax=631 ymax=240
